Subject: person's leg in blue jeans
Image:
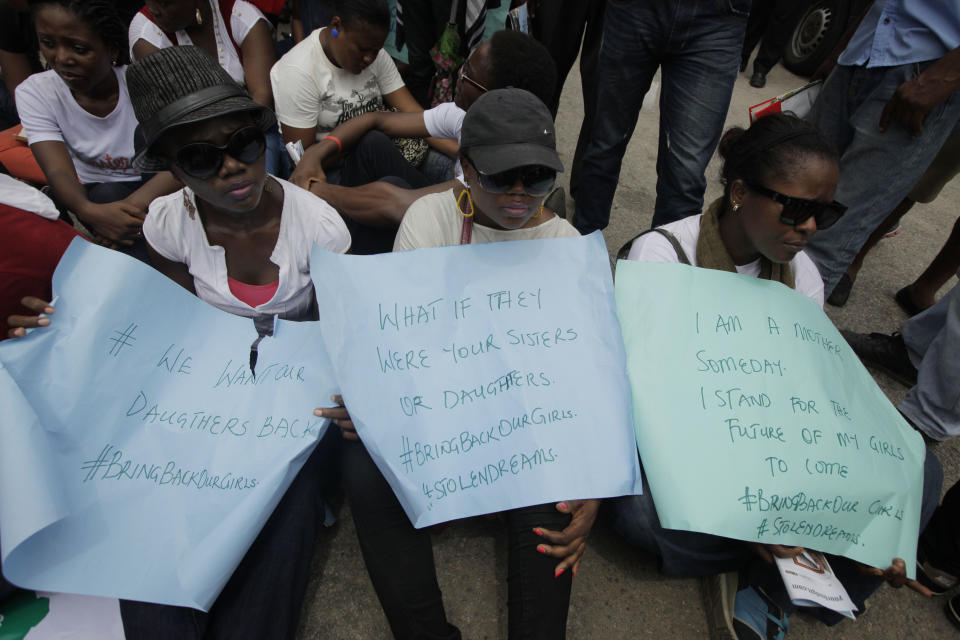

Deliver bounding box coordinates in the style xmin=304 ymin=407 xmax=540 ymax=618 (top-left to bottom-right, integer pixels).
xmin=572 ymin=0 xmax=664 ymax=235
xmin=609 ymin=463 xmax=754 ymax=576
xmin=573 ymin=0 xmax=748 ymax=234
xmin=899 ymin=279 xmax=960 ymax=441
xmin=805 ymin=63 xmax=960 ymax=296
xmin=653 ymin=3 xmax=746 ymax=227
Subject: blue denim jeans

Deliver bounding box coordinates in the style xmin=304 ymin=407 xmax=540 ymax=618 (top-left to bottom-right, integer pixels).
xmin=610 ymin=450 xmax=943 ymax=625
xmin=900 ymin=279 xmax=960 ymax=441
xmin=573 ymin=0 xmax=748 ymax=233
xmin=804 ymin=62 xmax=960 ymax=295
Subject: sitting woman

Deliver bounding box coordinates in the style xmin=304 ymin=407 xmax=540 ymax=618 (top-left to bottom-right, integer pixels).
xmin=270 ymin=0 xmax=456 ymax=200
xmin=11 ymin=45 xmax=350 ymax=638
xmin=611 ymin=113 xmax=944 ymax=639
xmin=128 ymin=0 xmax=284 ymax=174
xmin=16 ymin=0 xmax=180 ymax=257
xmin=288 ymin=29 xmax=559 ymax=234
xmin=318 ymin=88 xmax=598 ymax=639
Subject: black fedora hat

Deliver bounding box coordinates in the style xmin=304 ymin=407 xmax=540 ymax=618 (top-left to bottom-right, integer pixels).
xmin=126 ymin=46 xmax=276 ymax=172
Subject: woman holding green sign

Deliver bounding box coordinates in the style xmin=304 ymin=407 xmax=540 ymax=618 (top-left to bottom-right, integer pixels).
xmin=317 ymin=88 xmax=595 ymax=639
xmin=612 ymin=113 xmax=944 ymax=640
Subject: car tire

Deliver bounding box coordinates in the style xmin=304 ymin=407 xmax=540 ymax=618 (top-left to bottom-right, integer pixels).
xmin=782 ymin=0 xmax=850 ymax=77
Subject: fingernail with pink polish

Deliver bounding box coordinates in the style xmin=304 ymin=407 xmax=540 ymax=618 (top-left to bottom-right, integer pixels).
xmin=537 ymin=545 xmax=546 ymax=554
xmin=554 ymin=567 xmax=565 ymax=578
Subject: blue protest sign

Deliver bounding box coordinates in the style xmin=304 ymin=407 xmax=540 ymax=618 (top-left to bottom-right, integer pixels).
xmin=615 ymin=261 xmax=926 ymax=575
xmin=0 ymin=240 xmax=335 ymax=609
xmin=310 ymin=232 xmax=642 ymax=528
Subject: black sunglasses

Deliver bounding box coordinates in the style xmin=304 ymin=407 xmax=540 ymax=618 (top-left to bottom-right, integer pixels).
xmin=175 ymin=125 xmax=266 ymax=179
xmin=746 ymin=182 xmax=846 ymax=230
xmin=466 ymin=157 xmax=556 ymax=196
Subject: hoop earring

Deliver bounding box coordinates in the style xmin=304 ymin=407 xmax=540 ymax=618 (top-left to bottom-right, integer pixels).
xmin=195 ymin=7 xmax=203 ymax=25
xmin=533 ymin=204 xmax=543 ymax=218
xmin=457 ymin=189 xmax=474 ymax=218
xmin=331 ymin=27 xmax=339 ymax=37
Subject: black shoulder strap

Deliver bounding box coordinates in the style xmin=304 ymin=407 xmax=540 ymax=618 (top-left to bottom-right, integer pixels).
xmin=615 ymin=228 xmax=691 ymax=264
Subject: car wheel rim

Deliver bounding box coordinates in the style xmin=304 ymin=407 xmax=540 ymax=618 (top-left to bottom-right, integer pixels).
xmin=792 ymin=6 xmax=833 ymax=58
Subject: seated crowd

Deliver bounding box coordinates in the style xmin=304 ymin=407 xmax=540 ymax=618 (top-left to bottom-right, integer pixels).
xmin=0 ymin=1 xmax=957 ymax=639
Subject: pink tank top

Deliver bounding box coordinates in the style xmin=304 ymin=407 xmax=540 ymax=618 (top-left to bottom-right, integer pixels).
xmin=228 ymin=276 xmax=279 ymax=308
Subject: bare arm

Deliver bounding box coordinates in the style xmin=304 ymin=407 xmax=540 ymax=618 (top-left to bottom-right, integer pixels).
xmin=125 ymin=171 xmax=182 ymax=211
xmin=146 ymin=243 xmax=197 ymax=294
xmin=281 ymin=122 xmax=317 ymax=149
xmin=0 ymin=50 xmax=34 ymax=99
xmin=30 ymin=140 xmax=145 ymax=244
xmin=131 ymin=38 xmax=160 ymax=62
xmin=308 ymin=179 xmax=458 ymax=227
xmin=383 ymin=86 xmax=459 ymax=158
xmin=290 ymin=110 xmax=432 ymax=187
xmin=880 ymin=46 xmax=960 ymax=136
xmin=240 ymin=20 xmax=277 ymax=109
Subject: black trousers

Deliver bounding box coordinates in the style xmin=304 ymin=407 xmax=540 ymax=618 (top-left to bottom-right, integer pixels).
xmin=741 ymin=0 xmax=795 ymax=74
xmin=530 ymin=0 xmax=605 ymax=200
xmin=342 ymin=440 xmax=574 ymax=639
xmin=397 ymin=0 xmax=451 ymax=108
xmin=920 ymin=478 xmax=960 ymax=576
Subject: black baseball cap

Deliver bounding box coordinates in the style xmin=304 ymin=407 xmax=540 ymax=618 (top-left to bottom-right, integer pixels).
xmin=460 ymin=88 xmax=564 ymax=175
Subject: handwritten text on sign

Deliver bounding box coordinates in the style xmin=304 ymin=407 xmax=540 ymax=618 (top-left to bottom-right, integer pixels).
xmin=310 ymin=233 xmax=642 ymax=527
xmin=0 ymin=240 xmax=336 ymax=610
xmin=615 ymin=261 xmax=925 ymax=576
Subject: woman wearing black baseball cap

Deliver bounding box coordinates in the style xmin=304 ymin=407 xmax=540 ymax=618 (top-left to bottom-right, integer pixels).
xmin=319 ymin=88 xmax=596 ymax=639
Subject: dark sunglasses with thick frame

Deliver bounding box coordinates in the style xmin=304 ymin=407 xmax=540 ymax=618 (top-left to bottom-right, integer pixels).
xmin=174 ymin=125 xmax=266 ymax=179
xmin=464 ymin=156 xmax=556 ymax=196
xmin=746 ymin=181 xmax=846 ymax=230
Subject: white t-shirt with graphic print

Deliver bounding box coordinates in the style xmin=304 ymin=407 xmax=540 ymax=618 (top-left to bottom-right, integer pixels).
xmin=16 ymin=67 xmax=141 ymax=184
xmin=270 ymin=27 xmax=406 ymax=140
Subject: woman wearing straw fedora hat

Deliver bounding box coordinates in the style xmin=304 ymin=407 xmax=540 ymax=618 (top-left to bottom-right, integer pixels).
xmin=118 ymin=45 xmax=349 ymax=639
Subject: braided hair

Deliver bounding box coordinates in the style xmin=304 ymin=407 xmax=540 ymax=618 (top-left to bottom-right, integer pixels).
xmin=717 ymin=113 xmax=838 ymax=215
xmin=29 ymin=0 xmax=130 ymax=66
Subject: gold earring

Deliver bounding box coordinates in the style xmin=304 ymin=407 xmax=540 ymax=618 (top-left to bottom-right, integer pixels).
xmin=195 ymin=7 xmax=203 ymax=25
xmin=533 ymin=204 xmax=543 ymax=218
xmin=457 ymin=189 xmax=474 ymax=218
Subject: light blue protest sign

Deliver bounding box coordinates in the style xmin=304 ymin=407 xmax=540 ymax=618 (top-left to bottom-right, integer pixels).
xmin=310 ymin=232 xmax=642 ymax=528
xmin=615 ymin=261 xmax=926 ymax=576
xmin=0 ymin=240 xmax=335 ymax=609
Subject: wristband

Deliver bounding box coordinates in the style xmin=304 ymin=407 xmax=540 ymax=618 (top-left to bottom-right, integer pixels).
xmin=322 ymin=135 xmax=343 ymax=154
